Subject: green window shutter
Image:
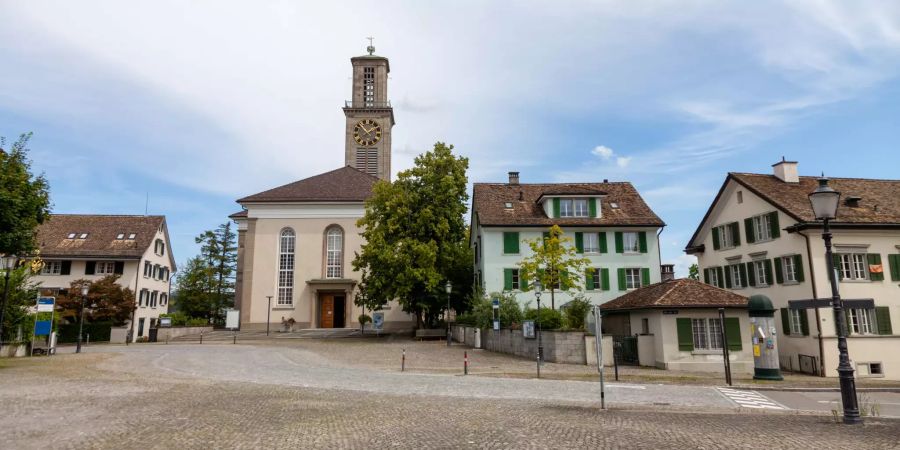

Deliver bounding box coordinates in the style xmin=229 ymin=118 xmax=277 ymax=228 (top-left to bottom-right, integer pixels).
xmin=503 ymin=232 xmax=519 ymax=254
xmin=832 ymin=254 xmax=843 ymax=280
xmin=588 ymin=198 xmax=597 ymax=217
xmin=617 ymin=268 xmax=626 ymax=291
xmin=585 ymin=269 xmax=595 ymax=291
xmin=553 ymin=198 xmax=561 ymax=218
xmin=641 ymin=268 xmax=651 ymax=286
xmin=867 ymin=253 xmax=884 ymax=281
xmin=598 ymin=232 xmax=608 ymax=253
xmin=614 ymin=232 xmax=624 ymax=253
xmin=712 ymin=227 xmax=721 ymax=250
xmin=723 ymin=267 xmax=733 ymax=289
xmin=542 ymin=231 xmax=550 ymax=249
xmin=703 ymin=268 xmax=709 ymax=284
xmin=503 ymin=269 xmax=513 ymax=290
xmin=889 ymin=254 xmax=900 ymax=281
xmin=520 ymin=272 xmax=529 ymax=290
xmin=730 ymin=222 xmax=741 ymax=247
xmin=739 ymin=263 xmax=748 ymax=288
xmin=744 ymin=218 xmax=755 ymax=244
xmin=600 ymin=268 xmax=610 ymax=291
xmin=793 ymin=255 xmax=805 ymax=282
xmin=769 ymin=212 xmax=780 ymax=238
xmin=716 ymin=267 xmax=725 ymax=288
xmin=676 ymin=318 xmax=694 ymax=351
xmin=575 ymin=232 xmax=584 ymax=253
xmin=764 ymin=259 xmax=774 ymax=285
xmin=639 ymin=231 xmax=648 ymax=253
xmin=799 ymin=309 xmax=810 ymax=336
xmin=780 ymin=308 xmax=791 ymax=335
xmin=774 ymin=257 xmax=784 ymax=284
xmin=746 ymin=262 xmax=757 ymax=287
xmin=724 ymin=317 xmax=742 ymax=351
xmin=875 ymin=306 xmax=893 ymax=335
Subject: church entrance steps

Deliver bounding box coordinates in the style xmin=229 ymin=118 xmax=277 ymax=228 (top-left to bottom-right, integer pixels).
xmin=167 ymin=328 xmax=364 ymax=342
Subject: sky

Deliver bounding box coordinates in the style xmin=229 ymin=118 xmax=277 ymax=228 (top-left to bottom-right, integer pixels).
xmin=3 ymin=1 xmax=900 ymax=278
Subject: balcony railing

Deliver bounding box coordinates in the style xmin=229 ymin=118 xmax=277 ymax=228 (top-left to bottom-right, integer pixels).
xmin=344 ymin=100 xmax=392 ymax=109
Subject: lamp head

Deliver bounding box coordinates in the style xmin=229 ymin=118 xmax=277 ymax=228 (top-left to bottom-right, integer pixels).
xmin=808 ymin=176 xmax=840 ymax=221
xmin=534 ymin=279 xmax=542 ymax=295
xmin=1 ymin=254 xmax=16 ymax=271
xmin=81 ymin=285 xmax=89 ymax=297
xmin=445 ymin=281 xmax=452 ymax=294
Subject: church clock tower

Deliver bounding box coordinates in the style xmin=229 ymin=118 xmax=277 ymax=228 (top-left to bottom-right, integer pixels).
xmin=344 ymin=40 xmax=395 ymax=181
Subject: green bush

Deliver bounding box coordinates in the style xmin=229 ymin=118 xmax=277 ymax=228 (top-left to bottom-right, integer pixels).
xmin=186 ymin=318 xmax=208 ymax=327
xmin=524 ymin=307 xmax=563 ymax=330
xmin=561 ymin=296 xmax=592 ymax=331
xmin=160 ymin=312 xmax=188 ymax=326
xmin=358 ymin=314 xmax=372 ymax=325
xmin=57 ymin=321 xmax=112 ymax=343
xmin=456 ymin=292 xmax=523 ymax=329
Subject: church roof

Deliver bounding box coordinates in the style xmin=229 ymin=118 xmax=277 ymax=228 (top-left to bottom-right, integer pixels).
xmin=237 ymin=166 xmax=379 ymax=204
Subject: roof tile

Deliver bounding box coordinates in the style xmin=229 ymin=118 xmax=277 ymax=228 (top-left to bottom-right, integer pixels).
xmin=237 ymin=166 xmax=378 ymax=203
xmin=600 ymin=278 xmax=747 ymax=311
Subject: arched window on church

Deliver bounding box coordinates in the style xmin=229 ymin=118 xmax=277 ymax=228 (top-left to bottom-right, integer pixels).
xmin=277 ymin=228 xmax=295 ymax=305
xmin=325 ymin=227 xmax=343 ymax=279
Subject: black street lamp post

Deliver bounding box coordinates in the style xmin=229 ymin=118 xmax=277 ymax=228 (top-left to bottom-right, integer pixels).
xmin=534 ymin=279 xmax=543 ymax=378
xmin=445 ymin=281 xmax=453 ymax=347
xmin=0 ymin=255 xmax=17 ymax=354
xmin=266 ymin=295 xmax=273 ymax=336
xmin=76 ymin=284 xmax=90 ymax=354
xmin=808 ymin=176 xmax=861 ymax=425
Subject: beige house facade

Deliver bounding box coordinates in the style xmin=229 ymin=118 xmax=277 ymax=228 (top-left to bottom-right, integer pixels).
xmin=686 ymin=160 xmax=900 ymax=380
xmin=231 ymin=47 xmax=415 ymax=332
xmin=31 ymin=215 xmax=176 ymax=342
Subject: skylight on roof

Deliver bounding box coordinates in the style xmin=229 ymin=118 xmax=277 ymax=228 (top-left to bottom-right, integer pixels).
xmin=116 ymin=233 xmax=125 ymax=240
xmin=504 ymin=202 xmax=513 ymax=209
xmin=79 ymin=233 xmax=88 ymax=239
xmin=610 ymin=202 xmax=620 ymax=209
xmin=128 ymin=233 xmax=136 ymax=239
xmin=67 ymin=233 xmax=76 ymax=239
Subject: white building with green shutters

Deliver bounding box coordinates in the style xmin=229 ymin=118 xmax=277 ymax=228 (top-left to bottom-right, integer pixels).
xmin=470 ymin=172 xmax=665 ymax=308
xmin=686 ymin=160 xmax=900 ymax=380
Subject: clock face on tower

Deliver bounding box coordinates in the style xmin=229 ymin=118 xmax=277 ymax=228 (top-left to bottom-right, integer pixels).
xmin=353 ymin=119 xmax=382 ymax=146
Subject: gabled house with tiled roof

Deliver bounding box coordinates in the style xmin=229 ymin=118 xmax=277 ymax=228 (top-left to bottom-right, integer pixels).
xmin=32 ymin=214 xmax=176 ymax=342
xmin=470 ymin=172 xmax=665 ymax=308
xmin=685 ymin=159 xmax=900 ymax=380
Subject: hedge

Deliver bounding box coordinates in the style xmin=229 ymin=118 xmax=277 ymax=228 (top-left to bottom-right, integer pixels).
xmin=57 ymin=322 xmax=113 ymax=343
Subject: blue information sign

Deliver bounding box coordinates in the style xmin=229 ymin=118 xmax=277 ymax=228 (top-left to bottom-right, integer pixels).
xmin=34 ymin=320 xmax=52 ymax=336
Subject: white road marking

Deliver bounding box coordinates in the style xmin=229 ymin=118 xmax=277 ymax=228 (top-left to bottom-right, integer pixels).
xmin=717 ymin=387 xmax=787 ymax=410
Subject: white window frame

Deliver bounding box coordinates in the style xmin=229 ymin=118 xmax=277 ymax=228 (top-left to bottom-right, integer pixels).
xmin=559 ymin=199 xmax=574 ymax=217
xmin=511 ymin=268 xmax=520 ymax=290
xmin=730 ymin=264 xmax=742 ymax=288
xmin=325 ymin=227 xmax=343 ymax=279
xmin=623 ymin=232 xmax=640 ymax=253
xmin=789 ymin=309 xmax=803 ymax=334
xmin=781 ymin=256 xmax=797 ymax=283
xmin=839 ymin=253 xmax=868 ymax=281
xmin=753 ymin=260 xmax=767 ymax=287
xmin=691 ymin=318 xmax=723 ymax=350
xmin=95 ymin=261 xmax=116 ymax=275
xmin=277 ymin=229 xmax=296 ymax=306
xmin=573 ymin=199 xmax=589 ymax=217
xmin=41 ymin=261 xmax=62 ymax=275
xmin=588 ymin=268 xmax=600 ymax=290
xmin=715 ymin=224 xmax=734 ymax=249
xmin=751 ymin=214 xmax=772 ymax=242
xmin=849 ymin=308 xmax=875 ymax=335
xmin=708 ymin=267 xmax=719 ymax=287
xmin=625 ymin=268 xmax=641 ymax=290
xmin=583 ymin=233 xmax=599 ymax=253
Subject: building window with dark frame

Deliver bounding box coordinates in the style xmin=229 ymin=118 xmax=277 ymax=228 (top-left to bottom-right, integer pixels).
xmin=277 ymin=229 xmax=296 ymax=306
xmin=692 ymin=318 xmax=723 ymax=350
xmin=839 ymin=253 xmax=869 ymax=281
xmin=41 ymin=261 xmax=62 ymax=275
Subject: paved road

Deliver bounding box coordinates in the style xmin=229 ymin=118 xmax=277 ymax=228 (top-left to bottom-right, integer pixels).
xmin=101 ymin=344 xmax=737 ymax=409
xmin=766 ymin=390 xmax=900 ymax=418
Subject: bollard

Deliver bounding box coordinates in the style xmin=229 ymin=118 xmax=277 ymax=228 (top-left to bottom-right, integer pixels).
xmin=166 ymin=335 xmax=169 ymax=345
xmin=401 ymin=348 xmax=406 ymax=372
xmin=464 ymin=351 xmax=468 ymax=375
xmin=86 ymin=334 xmax=90 ymax=347
xmin=233 ymin=333 xmax=237 ymax=345
xmin=200 ymin=332 xmax=203 ymax=345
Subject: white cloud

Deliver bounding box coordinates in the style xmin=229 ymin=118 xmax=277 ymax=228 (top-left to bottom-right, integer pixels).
xmin=616 ymin=156 xmax=632 ymax=168
xmin=592 ymin=145 xmax=614 ymax=159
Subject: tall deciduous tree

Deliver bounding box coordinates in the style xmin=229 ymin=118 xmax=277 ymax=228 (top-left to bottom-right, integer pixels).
xmin=0 ymin=263 xmax=40 ymax=342
xmin=518 ymin=225 xmax=591 ymax=309
xmin=0 ymin=132 xmax=51 ymax=256
xmin=56 ymin=276 xmax=136 ymax=326
xmin=688 ymin=263 xmax=700 ymax=280
xmin=353 ymin=142 xmax=473 ymax=328
xmin=173 ymin=223 xmax=237 ymax=323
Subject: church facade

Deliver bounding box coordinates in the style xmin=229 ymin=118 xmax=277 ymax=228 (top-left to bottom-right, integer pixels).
xmin=231 ymin=46 xmax=415 ymax=332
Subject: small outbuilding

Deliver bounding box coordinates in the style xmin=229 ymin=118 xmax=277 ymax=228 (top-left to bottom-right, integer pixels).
xmin=600 ymin=278 xmax=753 ymax=374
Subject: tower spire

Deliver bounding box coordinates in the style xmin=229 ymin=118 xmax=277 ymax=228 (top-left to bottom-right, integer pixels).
xmin=366 ymin=36 xmax=375 ymax=55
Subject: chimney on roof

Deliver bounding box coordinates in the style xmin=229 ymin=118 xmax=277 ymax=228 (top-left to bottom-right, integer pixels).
xmin=508 ymin=171 xmax=520 ymax=185
xmin=772 ymin=157 xmax=799 ymax=183
xmin=660 ymin=264 xmax=675 ymax=282
xmin=603 ymin=179 xmax=608 ymax=183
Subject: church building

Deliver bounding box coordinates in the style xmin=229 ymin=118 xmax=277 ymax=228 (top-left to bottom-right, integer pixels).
xmin=231 ymin=45 xmax=416 ymax=332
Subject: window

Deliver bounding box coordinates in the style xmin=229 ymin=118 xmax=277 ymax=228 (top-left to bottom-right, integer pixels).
xmin=116 ymin=233 xmax=125 ymax=240
xmin=583 ymin=233 xmax=599 ymax=253
xmin=161 ymin=293 xmax=168 ymax=306
xmin=504 ymin=202 xmax=513 ymax=209
xmin=41 ymin=261 xmax=62 ymax=275
xmin=95 ymin=262 xmax=116 ymax=275
xmin=751 ymin=214 xmax=772 ymax=242
xmin=150 ymin=291 xmax=158 ymax=308
xmin=363 ymin=66 xmax=375 ymax=106
xmin=511 ymin=269 xmax=520 ymax=290
xmin=730 ymin=264 xmax=743 ymax=288
xmin=789 ymin=309 xmax=804 ymax=335
xmin=153 ymin=265 xmax=159 ymax=279
xmin=849 ymin=308 xmax=875 ymax=335
xmin=641 ymin=318 xmax=650 ymax=335
xmin=325 ymin=227 xmax=343 ymax=279
xmin=713 ymin=223 xmax=738 ymax=249
xmin=356 ymin=148 xmax=378 ymax=176
xmin=736 ymin=191 xmax=743 ymax=204
xmin=144 ymin=261 xmax=152 ymax=278
xmin=623 ymin=232 xmax=640 ymax=253
xmin=708 ymin=267 xmax=720 ymax=287
xmin=128 ymin=233 xmax=136 ymax=240
xmin=625 ymin=268 xmax=641 ymax=289
xmin=67 ymin=233 xmax=77 ymax=239
xmin=559 ymin=198 xmax=589 ymax=218
xmin=139 ymin=289 xmax=148 ymax=307
xmin=154 ymin=239 xmax=165 ymax=256
xmin=782 ymin=256 xmax=797 ymax=282
xmin=277 ymin=229 xmax=296 ymax=306
xmin=586 ymin=268 xmax=600 ymax=290
xmin=609 ymin=202 xmax=619 ymax=209
xmin=839 ymin=253 xmax=868 ymax=280
xmin=79 ymin=233 xmax=88 ymax=239
xmin=753 ymin=260 xmax=767 ymax=287
xmin=692 ymin=318 xmax=723 ymax=350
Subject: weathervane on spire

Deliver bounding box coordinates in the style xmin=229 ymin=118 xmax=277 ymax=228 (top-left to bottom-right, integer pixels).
xmin=366 ymin=36 xmax=375 ymax=55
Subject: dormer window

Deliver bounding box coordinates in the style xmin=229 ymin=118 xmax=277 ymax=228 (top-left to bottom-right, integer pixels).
xmin=560 ymin=198 xmax=589 ymax=218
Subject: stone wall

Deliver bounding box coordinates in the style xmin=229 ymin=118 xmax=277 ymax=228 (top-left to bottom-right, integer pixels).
xmin=159 ymin=326 xmax=215 ymax=340
xmin=452 ymin=325 xmax=587 ymax=364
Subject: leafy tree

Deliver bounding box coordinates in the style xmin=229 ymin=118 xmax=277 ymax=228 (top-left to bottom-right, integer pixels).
xmin=518 ymin=225 xmax=591 ymax=309
xmin=0 ymin=262 xmax=40 ymax=342
xmin=56 ymin=276 xmax=136 ymax=326
xmin=0 ymin=132 xmax=51 ymax=256
xmin=172 ymin=256 xmax=215 ymax=320
xmin=195 ymin=222 xmax=237 ymax=320
xmin=562 ymin=295 xmax=592 ymax=331
xmin=688 ymin=263 xmax=700 ymax=280
xmin=457 ymin=291 xmax=523 ymax=329
xmin=353 ymin=142 xmax=473 ymax=328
